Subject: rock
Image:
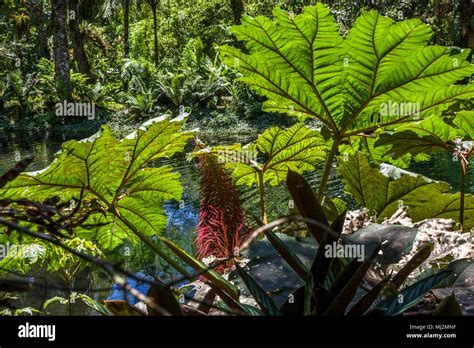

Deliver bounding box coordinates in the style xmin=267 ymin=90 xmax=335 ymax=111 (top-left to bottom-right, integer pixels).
xmin=187 ymin=281 xmax=212 ymax=309
xmin=415 ymin=218 xmax=456 ymax=231
xmin=383 ymin=206 xmax=413 ymax=227
xmin=457 ymin=244 xmax=474 ymax=259
xmin=343 ymin=209 xmax=372 ymax=234
xmin=134 ymin=301 xmax=148 ymax=315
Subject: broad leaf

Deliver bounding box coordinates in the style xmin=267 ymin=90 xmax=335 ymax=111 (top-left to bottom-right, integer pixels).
xmin=343 ymin=224 xmax=419 ymax=267
xmin=198 ymin=123 xmax=328 ymax=187
xmin=391 ymin=244 xmax=432 ymax=289
xmin=78 ymin=294 xmax=114 ymax=316
xmin=160 ymin=237 xmax=239 ymax=300
xmin=286 ymin=170 xmax=342 ymax=292
xmin=432 ymin=294 xmax=463 ymax=316
xmin=286 ymin=169 xmax=329 ymax=243
xmin=1 ymin=115 xmax=193 ymax=251
xmin=0 ymin=243 xmax=46 ymax=274
xmin=338 ymin=153 xmax=474 ymax=229
xmin=376 ymin=269 xmax=452 ymax=316
xmin=220 ymin=4 xmax=474 ymax=137
xmin=146 ymin=284 xmax=184 ymax=316
xmin=454 ymin=111 xmax=474 ymax=139
xmin=375 ymin=116 xmax=463 ymax=160
xmin=347 ymin=276 xmax=391 ymax=316
xmin=235 ymin=264 xmax=281 ymax=316
xmin=427 ymin=259 xmax=474 ymax=315
xmin=221 ymin=5 xmax=343 ymax=125
xmin=0 ymin=157 xmax=33 ymax=189
xmin=323 ymin=245 xmax=381 ymax=315
xmin=263 ymin=229 xmax=309 ymax=280
xmin=341 ymin=134 xmax=423 ymax=169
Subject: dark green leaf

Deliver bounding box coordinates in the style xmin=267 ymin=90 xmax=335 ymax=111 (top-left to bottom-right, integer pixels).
xmin=146 ymin=284 xmax=183 ymax=316
xmin=161 ymin=238 xmax=239 ymax=300
xmin=377 ymin=269 xmax=453 ymax=316
xmin=347 ymin=276 xmax=392 ymax=316
xmin=323 ymin=245 xmax=381 ymax=315
xmin=286 ymin=170 xmax=329 ymax=244
xmin=235 ymin=264 xmax=281 ymax=316
xmin=391 ymin=244 xmax=432 ymax=289
xmin=264 ymin=229 xmax=308 ymax=279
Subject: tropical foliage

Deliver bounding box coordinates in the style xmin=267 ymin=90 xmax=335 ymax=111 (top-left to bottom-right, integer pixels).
xmin=0 ymin=1 xmax=472 ymax=321
xmin=338 ymin=152 xmax=474 ymax=229
xmin=219 ymin=3 xmax=474 ymax=197
xmin=2 ymin=114 xmax=192 ymax=251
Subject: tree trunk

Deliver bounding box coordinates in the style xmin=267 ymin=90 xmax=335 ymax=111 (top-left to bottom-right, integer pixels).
xmin=123 ymin=0 xmax=130 ymax=90
xmin=152 ymin=3 xmax=158 ymax=67
xmin=459 ymin=0 xmax=473 ymax=49
xmin=146 ymin=0 xmax=159 ymax=67
xmin=123 ymin=0 xmax=130 ymax=57
xmin=32 ymin=0 xmax=50 ymax=59
xmin=230 ymin=0 xmax=244 ymax=24
xmin=51 ymin=0 xmax=70 ymax=97
xmin=69 ymin=0 xmax=92 ymax=80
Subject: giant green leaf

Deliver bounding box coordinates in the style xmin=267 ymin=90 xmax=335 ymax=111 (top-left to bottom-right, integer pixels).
xmin=374 ymin=116 xmax=463 ymax=160
xmin=0 ymin=115 xmax=193 ymax=252
xmin=221 ymin=5 xmax=344 ymax=126
xmin=220 ymin=4 xmax=474 ymax=137
xmin=0 ymin=115 xmax=241 ymax=297
xmin=454 ymin=111 xmax=474 ymax=140
xmin=340 ymin=134 xmax=414 ymax=169
xmin=199 ymin=123 xmax=328 ymax=187
xmin=338 ymin=152 xmax=474 ymax=229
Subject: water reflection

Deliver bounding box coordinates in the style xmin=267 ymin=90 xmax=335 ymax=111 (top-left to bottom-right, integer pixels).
xmin=410 ymin=151 xmax=473 ymax=193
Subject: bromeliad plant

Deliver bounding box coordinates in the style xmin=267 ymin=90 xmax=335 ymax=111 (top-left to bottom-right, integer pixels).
xmin=0 ymin=156 xmax=463 ymax=316
xmin=232 ymin=171 xmax=460 ymax=316
xmin=219 ymin=3 xmax=474 ymax=201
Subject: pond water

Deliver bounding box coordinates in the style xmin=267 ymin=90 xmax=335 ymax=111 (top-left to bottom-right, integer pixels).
xmin=0 ymin=127 xmax=472 ymax=314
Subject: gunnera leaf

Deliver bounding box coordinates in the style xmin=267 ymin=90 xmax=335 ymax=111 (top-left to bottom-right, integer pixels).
xmin=220 ymin=4 xmax=474 ymax=136
xmin=338 ymin=152 xmax=474 ymax=229
xmin=0 ymin=114 xmax=193 ymax=250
